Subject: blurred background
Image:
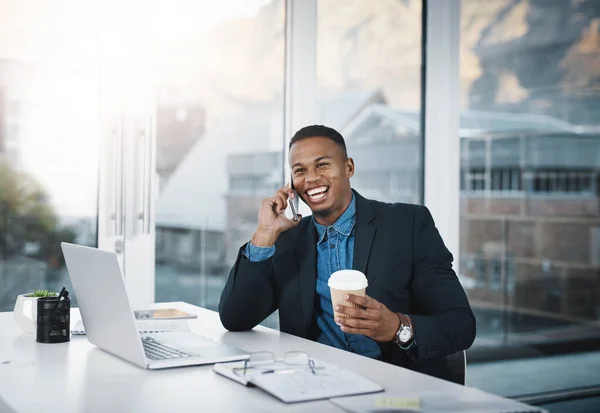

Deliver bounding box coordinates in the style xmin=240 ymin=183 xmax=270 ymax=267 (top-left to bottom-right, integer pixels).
xmin=0 ymin=0 xmax=598 ymax=410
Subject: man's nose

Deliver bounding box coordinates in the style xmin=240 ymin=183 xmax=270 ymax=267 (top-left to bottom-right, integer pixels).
xmin=305 ymin=169 xmax=319 ymax=183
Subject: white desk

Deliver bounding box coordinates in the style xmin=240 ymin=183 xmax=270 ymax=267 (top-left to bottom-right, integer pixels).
xmin=0 ymin=302 xmax=539 ymax=413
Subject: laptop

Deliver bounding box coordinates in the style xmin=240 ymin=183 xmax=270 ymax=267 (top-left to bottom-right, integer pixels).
xmin=61 ymin=242 xmax=249 ymax=369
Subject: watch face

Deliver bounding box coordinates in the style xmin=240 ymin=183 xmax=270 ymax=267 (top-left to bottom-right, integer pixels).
xmin=399 ymin=328 xmax=412 ymax=343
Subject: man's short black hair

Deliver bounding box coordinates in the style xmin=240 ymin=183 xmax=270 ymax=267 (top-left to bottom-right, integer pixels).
xmin=289 ymin=125 xmax=348 ymax=158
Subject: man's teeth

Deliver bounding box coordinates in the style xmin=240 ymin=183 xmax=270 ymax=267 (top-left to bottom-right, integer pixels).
xmin=307 ymin=187 xmax=328 ymax=199
xmin=308 ymin=187 xmax=327 ymax=195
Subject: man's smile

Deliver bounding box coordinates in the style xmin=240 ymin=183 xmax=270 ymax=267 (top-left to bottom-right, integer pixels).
xmin=306 ymin=185 xmax=329 ymax=203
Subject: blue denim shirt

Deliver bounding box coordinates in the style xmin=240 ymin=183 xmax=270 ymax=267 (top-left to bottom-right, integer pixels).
xmin=244 ymin=194 xmax=382 ymax=359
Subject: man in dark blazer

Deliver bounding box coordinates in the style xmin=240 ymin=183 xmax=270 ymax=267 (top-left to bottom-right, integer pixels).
xmin=219 ymin=125 xmax=476 ymax=382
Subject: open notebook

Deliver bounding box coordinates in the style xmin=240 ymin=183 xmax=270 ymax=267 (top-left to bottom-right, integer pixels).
xmin=213 ymin=359 xmax=383 ymax=403
xmin=71 ymin=319 xmax=190 ymax=335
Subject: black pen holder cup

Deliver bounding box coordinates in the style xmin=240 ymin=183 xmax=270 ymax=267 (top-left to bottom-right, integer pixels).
xmin=36 ymin=297 xmax=70 ymax=343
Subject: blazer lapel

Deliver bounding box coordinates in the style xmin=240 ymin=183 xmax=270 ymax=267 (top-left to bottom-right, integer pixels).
xmin=296 ymin=223 xmax=318 ymax=335
xmin=352 ymin=191 xmax=376 ymax=275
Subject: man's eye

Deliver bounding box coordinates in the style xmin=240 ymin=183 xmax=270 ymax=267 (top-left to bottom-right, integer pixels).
xmin=317 ymin=162 xmax=328 ymax=168
xmin=293 ymin=169 xmax=305 ymax=175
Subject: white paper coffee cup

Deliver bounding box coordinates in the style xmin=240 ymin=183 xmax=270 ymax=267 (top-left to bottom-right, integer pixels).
xmin=328 ymin=269 xmax=368 ymax=319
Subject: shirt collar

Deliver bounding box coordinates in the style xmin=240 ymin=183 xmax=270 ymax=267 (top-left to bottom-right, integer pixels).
xmin=313 ymin=193 xmax=356 ymax=244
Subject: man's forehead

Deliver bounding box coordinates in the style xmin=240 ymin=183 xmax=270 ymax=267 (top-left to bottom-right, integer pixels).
xmin=289 ymin=137 xmax=341 ymax=162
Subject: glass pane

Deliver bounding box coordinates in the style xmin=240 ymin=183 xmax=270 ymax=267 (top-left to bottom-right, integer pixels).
xmin=460 ymin=0 xmax=600 ymax=397
xmin=0 ymin=1 xmax=100 ymax=311
xmin=153 ymin=0 xmax=285 ymax=327
xmin=317 ymin=0 xmax=423 ymax=204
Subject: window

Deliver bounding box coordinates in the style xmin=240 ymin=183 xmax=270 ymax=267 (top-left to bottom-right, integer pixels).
xmin=491 ymin=170 xmax=501 ymax=191
xmin=476 ymin=258 xmax=487 ymax=288
xmin=152 ymin=0 xmax=423 ymax=325
xmin=317 ymin=0 xmax=423 ymax=206
xmin=489 ymin=259 xmax=501 ymax=291
xmin=490 ymin=168 xmax=521 ymax=192
xmin=464 ymin=168 xmax=523 ymax=193
xmin=153 ymin=0 xmax=285 ymax=313
xmin=461 ymin=0 xmax=600 ymax=398
xmin=0 ymin=1 xmax=100 ymax=311
xmin=464 ymin=168 xmax=486 ymax=192
xmin=532 ymin=169 xmax=595 ymax=195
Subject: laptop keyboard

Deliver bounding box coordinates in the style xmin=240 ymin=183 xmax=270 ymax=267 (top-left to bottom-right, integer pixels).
xmin=141 ymin=336 xmax=197 ymax=360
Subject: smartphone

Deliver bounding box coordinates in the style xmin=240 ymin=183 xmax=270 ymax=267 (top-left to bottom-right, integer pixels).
xmin=133 ymin=308 xmax=198 ymax=320
xmin=289 ymin=179 xmax=299 ymax=222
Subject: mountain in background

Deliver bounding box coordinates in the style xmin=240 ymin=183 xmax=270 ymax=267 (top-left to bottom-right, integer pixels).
xmin=467 ymin=0 xmax=600 ymax=126
xmin=0 ymin=0 xmax=598 ymax=127
xmin=157 ymin=0 xmax=599 ymax=126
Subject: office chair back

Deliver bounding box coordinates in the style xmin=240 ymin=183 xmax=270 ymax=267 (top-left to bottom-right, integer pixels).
xmin=446 ymin=350 xmax=466 ymax=385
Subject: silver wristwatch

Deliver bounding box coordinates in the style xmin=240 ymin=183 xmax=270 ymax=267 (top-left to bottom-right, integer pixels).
xmin=394 ymin=313 xmax=414 ymax=348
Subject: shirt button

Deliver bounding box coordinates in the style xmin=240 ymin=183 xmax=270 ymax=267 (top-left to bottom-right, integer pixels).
xmin=328 ymin=227 xmax=334 ymax=233
xmin=330 ymin=244 xmax=335 ymax=249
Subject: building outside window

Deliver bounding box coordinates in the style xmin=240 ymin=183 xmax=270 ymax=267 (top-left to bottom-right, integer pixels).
xmin=460 ymin=0 xmax=600 ymax=399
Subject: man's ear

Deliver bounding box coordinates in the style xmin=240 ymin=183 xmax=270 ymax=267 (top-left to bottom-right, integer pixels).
xmin=346 ymin=157 xmax=355 ymax=178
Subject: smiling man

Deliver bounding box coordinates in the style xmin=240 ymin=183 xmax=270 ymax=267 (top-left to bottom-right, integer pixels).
xmin=219 ymin=125 xmax=476 ymax=382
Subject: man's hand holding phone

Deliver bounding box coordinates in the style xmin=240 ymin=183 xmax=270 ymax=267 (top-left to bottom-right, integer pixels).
xmin=251 ymin=185 xmax=302 ymax=247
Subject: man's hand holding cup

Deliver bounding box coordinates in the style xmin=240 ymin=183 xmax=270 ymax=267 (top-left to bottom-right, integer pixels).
xmin=329 ymin=269 xmax=400 ymax=342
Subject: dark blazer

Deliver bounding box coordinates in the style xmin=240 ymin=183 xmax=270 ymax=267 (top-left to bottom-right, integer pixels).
xmin=219 ymin=190 xmax=476 ymax=382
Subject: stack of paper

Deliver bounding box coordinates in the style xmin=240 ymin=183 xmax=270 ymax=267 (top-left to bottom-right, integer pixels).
xmin=329 ymin=389 xmax=547 ymax=413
